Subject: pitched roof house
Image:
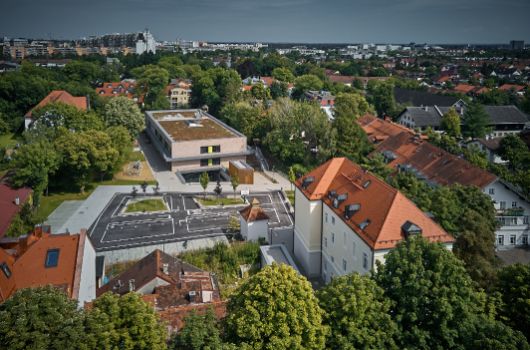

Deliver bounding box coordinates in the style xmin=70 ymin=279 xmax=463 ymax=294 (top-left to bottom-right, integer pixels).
xmin=0 ymin=226 xmax=96 ymax=306
xmin=0 ymin=183 xmax=32 ymax=238
xmin=97 ymin=249 xmax=225 ymax=333
xmin=24 ymin=90 xmax=88 ymax=128
xmin=292 ymin=157 xmax=453 ymax=281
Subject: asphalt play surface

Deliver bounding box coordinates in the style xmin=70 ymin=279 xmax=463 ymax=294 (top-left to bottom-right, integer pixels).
xmin=88 ymin=191 xmax=293 ymax=252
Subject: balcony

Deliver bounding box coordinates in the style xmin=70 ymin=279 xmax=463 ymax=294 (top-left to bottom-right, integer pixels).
xmin=496 ymin=207 xmax=525 ymax=216
xmin=497 ymin=215 xmax=529 ymax=228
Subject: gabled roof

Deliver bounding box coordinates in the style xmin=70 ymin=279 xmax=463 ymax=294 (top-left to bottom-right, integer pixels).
xmin=499 ymin=84 xmax=525 ymax=92
xmin=295 ymin=158 xmax=453 ymax=250
xmin=483 ymin=105 xmax=529 ymax=124
xmin=358 ymin=114 xmax=417 ymax=144
xmin=0 ymin=228 xmax=87 ymax=302
xmin=454 ymin=84 xmax=477 ymax=94
xmin=25 ymin=90 xmax=88 ymax=118
xmin=97 ymin=249 xmax=204 ymax=297
xmin=239 ymin=200 xmax=269 ymax=222
xmin=394 ymin=87 xmax=459 ymax=106
xmin=0 ymin=184 xmax=32 ymax=238
xmin=373 ymin=131 xmax=498 ymax=188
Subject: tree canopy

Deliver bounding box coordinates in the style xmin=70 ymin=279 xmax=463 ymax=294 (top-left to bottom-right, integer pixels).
xmin=102 ymin=96 xmax=145 ymax=138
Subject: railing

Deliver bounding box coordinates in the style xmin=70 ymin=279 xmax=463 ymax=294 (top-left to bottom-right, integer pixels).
xmin=496 ymin=207 xmax=525 ymax=216
xmin=497 ymin=215 xmax=529 ymax=227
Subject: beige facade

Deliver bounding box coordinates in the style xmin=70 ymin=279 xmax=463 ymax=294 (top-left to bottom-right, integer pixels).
xmin=145 ymin=109 xmax=249 ymax=172
xmin=169 ymin=85 xmax=191 ymax=108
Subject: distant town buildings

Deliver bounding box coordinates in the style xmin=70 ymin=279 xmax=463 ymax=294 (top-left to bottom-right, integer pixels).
xmin=510 ymin=40 xmax=525 ymax=50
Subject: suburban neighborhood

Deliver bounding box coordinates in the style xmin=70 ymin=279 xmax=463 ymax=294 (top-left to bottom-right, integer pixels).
xmin=1 ymin=5 xmax=530 ymax=349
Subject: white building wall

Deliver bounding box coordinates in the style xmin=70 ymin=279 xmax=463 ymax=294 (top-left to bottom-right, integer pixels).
xmin=485 ymin=180 xmax=530 ymax=248
xmin=78 ymin=237 xmax=97 ymax=306
xmin=242 ymin=220 xmax=268 ymax=241
xmin=293 ymin=188 xmax=323 ymax=277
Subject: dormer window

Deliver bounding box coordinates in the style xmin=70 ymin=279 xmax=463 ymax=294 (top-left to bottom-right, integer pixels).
xmin=45 ymin=249 xmax=60 ymax=268
xmin=358 ymin=219 xmax=371 ymax=230
xmin=1 ymin=262 xmax=11 ymax=278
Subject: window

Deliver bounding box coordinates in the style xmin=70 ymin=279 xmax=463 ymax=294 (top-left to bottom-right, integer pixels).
xmin=342 ymin=259 xmax=347 ymax=271
xmin=510 ymin=217 xmax=518 ymax=225
xmin=325 ymin=213 xmax=328 ymax=223
xmin=200 ymin=146 xmax=208 ymax=154
xmin=489 ymin=188 xmax=495 ymax=195
xmin=497 ymin=235 xmax=504 ymax=246
xmin=512 ymin=201 xmax=518 ymax=208
xmin=500 ymin=201 xmax=506 ymax=210
xmin=0 ymin=262 xmax=11 ymax=278
xmin=200 ymin=159 xmax=209 ymax=167
xmin=212 ymin=158 xmax=221 ymax=165
xmin=324 ymin=237 xmax=327 ymax=248
xmin=331 ymin=216 xmax=335 ymax=225
xmin=524 ymin=216 xmax=529 ymax=224
xmin=323 ymin=261 xmax=327 ymax=271
xmin=330 ymin=256 xmax=334 ymax=263
xmin=212 ymin=145 xmax=221 ymax=153
xmin=363 ymin=253 xmax=368 ymax=270
xmin=510 ymin=235 xmax=516 ymax=245
xmin=45 ymin=249 xmax=60 ymax=268
xmin=522 ymin=235 xmax=528 ymax=245
xmin=331 ymin=233 xmax=335 ymax=244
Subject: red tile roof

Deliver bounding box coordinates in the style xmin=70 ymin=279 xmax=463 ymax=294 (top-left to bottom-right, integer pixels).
xmin=0 ymin=184 xmax=32 ymax=238
xmin=358 ymin=114 xmax=418 ymax=144
xmin=453 ymin=84 xmax=476 ymax=94
xmin=25 ymin=90 xmax=87 ymax=118
xmin=296 ymin=158 xmax=453 ymax=250
xmin=95 ymin=81 xmax=143 ymax=102
xmin=499 ymin=84 xmax=525 ymax=92
xmin=0 ymin=228 xmax=87 ymax=302
xmin=239 ymin=200 xmax=269 ymax=222
xmin=372 ymin=131 xmax=497 ymax=188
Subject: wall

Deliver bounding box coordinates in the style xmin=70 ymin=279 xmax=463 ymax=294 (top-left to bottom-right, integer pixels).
xmin=293 ymin=188 xmax=323 ymax=277
xmin=78 ymin=237 xmax=97 ymax=307
xmin=246 ymin=220 xmax=268 ymax=241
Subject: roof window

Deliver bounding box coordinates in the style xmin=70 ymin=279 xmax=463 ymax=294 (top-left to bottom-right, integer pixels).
xmin=1 ymin=262 xmax=11 ymax=278
xmin=358 ymin=219 xmax=371 ymax=230
xmin=45 ymin=249 xmax=60 ymax=268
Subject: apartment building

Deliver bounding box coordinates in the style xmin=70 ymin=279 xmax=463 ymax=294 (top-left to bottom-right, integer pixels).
xmin=293 ymin=157 xmax=453 ymax=282
xmin=166 ymin=79 xmax=192 ymax=108
xmin=145 ymin=109 xmax=250 ymax=172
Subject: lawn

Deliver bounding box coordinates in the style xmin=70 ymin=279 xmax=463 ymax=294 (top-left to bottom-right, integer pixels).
xmin=125 ymin=198 xmax=167 ymax=213
xmin=178 ymin=242 xmax=261 ymax=298
xmin=0 ymin=133 xmax=19 ymax=148
xmin=197 ymin=196 xmax=245 ymax=206
xmin=36 ymin=191 xmax=91 ymax=222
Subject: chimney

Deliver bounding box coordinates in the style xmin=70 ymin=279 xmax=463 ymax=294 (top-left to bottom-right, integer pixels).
xmin=14 ymin=196 xmax=20 ymax=206
xmin=162 ymin=263 xmax=169 ymax=275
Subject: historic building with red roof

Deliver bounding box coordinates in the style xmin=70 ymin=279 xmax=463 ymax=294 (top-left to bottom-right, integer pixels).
xmin=0 ymin=183 xmax=32 ymax=238
xmin=293 ymin=157 xmax=453 ymax=282
xmin=24 ymin=90 xmax=88 ymax=128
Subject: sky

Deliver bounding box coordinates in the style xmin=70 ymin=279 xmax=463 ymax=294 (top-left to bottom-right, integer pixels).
xmin=1 ymin=0 xmax=529 ymax=44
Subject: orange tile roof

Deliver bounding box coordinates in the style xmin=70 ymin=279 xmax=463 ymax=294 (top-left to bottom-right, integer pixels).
xmin=372 ymin=132 xmax=497 ymax=188
xmin=239 ymin=202 xmax=269 ymax=222
xmin=499 ymin=84 xmax=525 ymax=92
xmin=358 ymin=114 xmax=418 ymax=144
xmin=25 ymin=90 xmax=87 ymax=118
xmin=95 ymin=81 xmax=143 ymax=102
xmin=0 ymin=184 xmax=32 ymax=238
xmin=453 ymin=84 xmax=476 ymax=94
xmin=0 ymin=228 xmax=87 ymax=302
xmin=296 ymin=158 xmax=453 ymax=250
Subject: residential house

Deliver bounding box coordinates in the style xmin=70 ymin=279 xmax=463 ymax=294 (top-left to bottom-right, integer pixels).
xmin=467 ymin=138 xmax=507 ymax=164
xmin=97 ymin=249 xmax=225 ymax=333
xmin=95 ymin=80 xmax=142 ymax=104
xmin=239 ymin=199 xmax=269 ymax=242
xmin=0 ymin=183 xmax=32 ymax=238
xmin=499 ymin=84 xmax=526 ymax=96
xmin=359 ymin=116 xmax=530 ymax=249
xmin=0 ymin=226 xmax=96 ymax=306
xmin=24 ymin=90 xmax=88 ymax=129
xmin=166 ymin=79 xmax=192 ymax=109
xmin=293 ymin=157 xmax=454 ymax=282
xmin=304 ymin=90 xmax=335 ymax=119
xmin=144 ymin=109 xmax=250 ymax=172
xmin=397 ymin=105 xmax=529 ymax=138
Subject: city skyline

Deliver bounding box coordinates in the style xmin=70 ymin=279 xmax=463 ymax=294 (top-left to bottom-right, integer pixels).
xmin=1 ymin=0 xmax=529 ymax=44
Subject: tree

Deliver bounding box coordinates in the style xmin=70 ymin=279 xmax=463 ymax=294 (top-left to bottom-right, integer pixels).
xmin=317 ymin=273 xmax=397 ymax=350
xmin=135 ymin=65 xmax=170 ymax=110
xmin=462 ymin=316 xmax=530 ymax=350
xmin=106 ymin=125 xmax=133 ymax=167
xmin=0 ymin=286 xmax=87 ymax=350
xmin=463 ymin=102 xmax=491 ymax=138
xmin=225 ymin=264 xmax=327 ymax=349
xmin=249 ymin=83 xmax=270 ymax=101
xmin=230 ymin=173 xmax=239 ymax=198
xmin=332 ymin=93 xmax=374 ymax=162
xmin=497 ymin=264 xmax=530 ymax=339
xmin=271 ymin=67 xmax=294 ymax=83
xmin=171 ymin=309 xmax=222 ymax=350
xmin=441 ymin=108 xmax=462 ymax=138
xmin=220 ymin=102 xmax=266 ymax=140
xmin=292 ymin=74 xmax=323 ymax=99
xmin=31 ymin=102 xmax=104 ymax=136
xmin=214 ymin=179 xmax=222 ymax=199
xmin=374 ymin=236 xmax=482 ymax=349
xmin=269 ymin=81 xmax=289 ymax=99
xmin=191 ymin=68 xmax=241 ymax=115
xmin=288 ymin=166 xmax=296 ymax=191
xmin=366 ymin=80 xmax=397 ymax=117
xmin=85 ymin=292 xmax=167 ymax=350
xmin=102 ymin=96 xmax=145 ymax=138
xmin=498 ymin=134 xmax=530 ymax=171
xmin=200 ymin=172 xmax=209 ymax=198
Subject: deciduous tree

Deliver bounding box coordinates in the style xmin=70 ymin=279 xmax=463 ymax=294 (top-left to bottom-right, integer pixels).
xmin=171 ymin=309 xmax=222 ymax=350
xmin=441 ymin=107 xmax=462 ymax=138
xmin=102 ymin=96 xmax=145 ymax=138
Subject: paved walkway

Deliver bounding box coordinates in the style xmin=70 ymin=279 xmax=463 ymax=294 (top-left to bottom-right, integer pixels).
xmin=138 ymin=132 xmax=292 ymax=193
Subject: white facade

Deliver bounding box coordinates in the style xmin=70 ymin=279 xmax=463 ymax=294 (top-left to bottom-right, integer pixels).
xmin=135 ymin=30 xmax=156 ymax=55
xmin=484 ymin=180 xmax=530 ymax=248
xmin=240 ymin=217 xmax=268 ymax=242
xmin=77 ymin=235 xmax=97 ymax=307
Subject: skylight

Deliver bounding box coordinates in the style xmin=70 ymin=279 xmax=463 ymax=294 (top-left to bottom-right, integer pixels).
xmin=0 ymin=262 xmax=11 ymax=278
xmin=359 ymin=219 xmax=371 ymax=230
xmin=45 ymin=249 xmax=60 ymax=268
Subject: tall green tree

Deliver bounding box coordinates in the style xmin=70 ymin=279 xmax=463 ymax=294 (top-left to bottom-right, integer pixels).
xmin=497 ymin=264 xmax=530 ymax=340
xmin=292 ymin=74 xmax=323 ymax=99
xmin=317 ymin=273 xmax=397 ymax=350
xmin=220 ymin=102 xmax=265 ymax=140
xmin=171 ymin=309 xmax=222 ymax=350
xmin=463 ymin=102 xmax=491 ymax=138
xmin=85 ymin=292 xmax=167 ymax=350
xmin=366 ymin=80 xmax=397 ymax=117
xmin=0 ymin=286 xmax=88 ymax=350
xmin=135 ymin=65 xmax=170 ymax=109
xmin=271 ymin=67 xmax=295 ymax=83
xmin=200 ymin=172 xmax=209 ymax=198
xmin=441 ymin=108 xmax=462 ymax=138
xmin=102 ymin=96 xmax=145 ymax=138
xmin=224 ymin=264 xmax=327 ymax=350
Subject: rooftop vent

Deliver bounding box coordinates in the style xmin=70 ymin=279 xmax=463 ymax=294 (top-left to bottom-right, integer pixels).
xmin=402 ymin=221 xmax=422 ymax=238
xmin=362 ymin=180 xmax=371 ymax=189
xmin=344 ymin=203 xmax=361 ymax=220
xmin=358 ymin=219 xmax=371 ymax=230
xmin=327 ymin=190 xmax=337 ymax=199
xmin=301 ymin=176 xmax=315 ymax=189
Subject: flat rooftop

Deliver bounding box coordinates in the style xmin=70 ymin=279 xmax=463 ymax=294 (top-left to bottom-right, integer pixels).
xmin=260 ymin=244 xmax=300 ymax=272
xmin=158 ymin=118 xmax=237 ymax=141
